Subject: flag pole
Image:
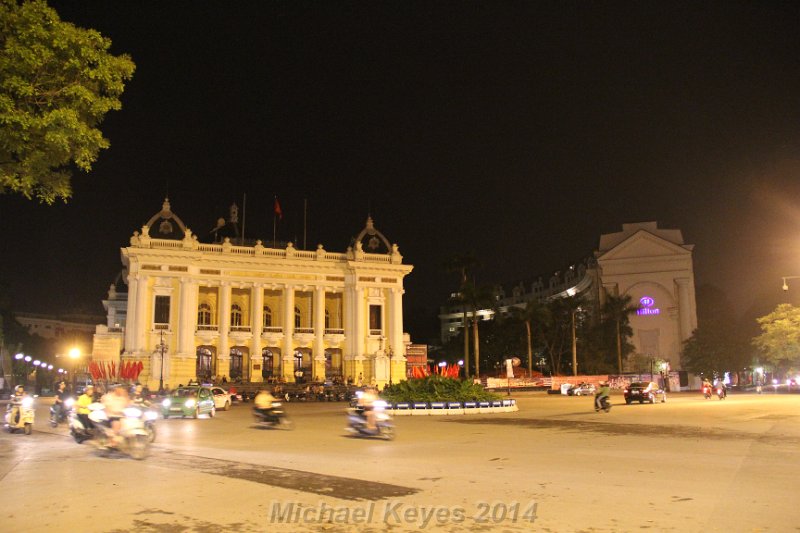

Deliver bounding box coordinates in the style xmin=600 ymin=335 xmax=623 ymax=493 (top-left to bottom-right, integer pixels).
xmin=273 ymin=195 xmax=277 ymax=248
xmin=303 ymin=198 xmax=307 ymax=250
xmin=241 ymin=193 xmax=247 ymax=245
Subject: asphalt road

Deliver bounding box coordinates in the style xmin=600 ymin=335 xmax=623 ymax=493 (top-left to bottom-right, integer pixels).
xmin=1 ymin=391 xmax=798 ymax=532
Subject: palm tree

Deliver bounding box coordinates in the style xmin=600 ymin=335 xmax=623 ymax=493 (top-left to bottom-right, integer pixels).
xmin=460 ymin=281 xmax=494 ymax=378
xmin=510 ymin=299 xmax=548 ymax=377
xmin=602 ymin=291 xmax=639 ymax=373
xmin=444 ymin=252 xmax=478 ymax=378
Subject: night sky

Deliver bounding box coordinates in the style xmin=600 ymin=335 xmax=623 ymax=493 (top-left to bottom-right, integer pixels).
xmin=3 ymin=1 xmax=800 ymax=341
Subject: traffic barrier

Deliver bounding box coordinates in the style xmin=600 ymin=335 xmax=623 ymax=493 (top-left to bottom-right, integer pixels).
xmin=447 ymin=402 xmax=464 ymax=414
xmin=429 ymin=401 xmax=448 ymax=415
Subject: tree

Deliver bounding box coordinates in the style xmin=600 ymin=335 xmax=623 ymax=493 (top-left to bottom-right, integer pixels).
xmin=753 ymin=304 xmax=800 ymax=372
xmin=601 ymin=291 xmax=639 ymax=373
xmin=0 ymin=0 xmax=135 ymax=203
xmin=509 ymin=299 xmax=548 ymax=376
xmin=460 ymin=281 xmax=494 ymax=379
xmin=444 ymin=252 xmax=477 ymax=378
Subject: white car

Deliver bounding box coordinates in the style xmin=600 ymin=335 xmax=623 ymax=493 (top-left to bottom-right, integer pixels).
xmin=210 ymin=387 xmax=232 ymax=411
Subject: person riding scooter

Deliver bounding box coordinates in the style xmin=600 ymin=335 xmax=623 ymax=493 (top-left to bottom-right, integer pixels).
xmin=356 ymin=386 xmax=380 ymax=431
xmin=52 ymin=381 xmax=70 ymax=423
xmin=254 ymin=389 xmax=277 ymax=416
xmin=102 ymin=384 xmax=131 ymax=445
xmin=9 ymin=385 xmax=27 ymax=424
xmin=75 ymin=384 xmax=95 ymax=431
xmin=594 ymin=381 xmax=610 ymax=411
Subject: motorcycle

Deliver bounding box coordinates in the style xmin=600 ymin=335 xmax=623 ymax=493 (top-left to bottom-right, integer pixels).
xmin=253 ymin=403 xmax=294 ymax=430
xmin=4 ymin=395 xmax=35 ymax=435
xmin=716 ymin=386 xmax=726 ymax=400
xmin=88 ymin=405 xmax=151 ymax=460
xmin=594 ymin=396 xmax=612 ymax=413
xmin=50 ymin=397 xmax=74 ymax=427
xmin=702 ymin=386 xmax=712 ymax=399
xmin=70 ymin=404 xmax=157 ymax=444
xmin=346 ymin=403 xmax=395 ymax=440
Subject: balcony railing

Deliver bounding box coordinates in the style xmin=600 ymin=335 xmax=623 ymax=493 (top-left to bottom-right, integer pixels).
xmin=295 ymin=327 xmax=314 ymax=334
xmin=230 ymin=326 xmax=251 ymax=333
xmin=197 ymin=324 xmax=219 ymax=332
xmin=262 ymin=327 xmax=283 ymax=334
xmin=369 ymin=329 xmax=383 ymax=336
xmin=154 ymin=323 xmax=170 ymax=331
xmin=325 ymin=328 xmax=345 ymax=335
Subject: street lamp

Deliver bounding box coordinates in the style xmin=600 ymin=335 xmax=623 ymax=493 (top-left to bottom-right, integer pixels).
xmin=781 ymin=276 xmax=800 ymax=291
xmin=158 ymin=329 xmax=167 ymax=393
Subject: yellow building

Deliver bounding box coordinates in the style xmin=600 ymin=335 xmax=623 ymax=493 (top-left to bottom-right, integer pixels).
xmin=92 ymin=199 xmax=413 ymax=390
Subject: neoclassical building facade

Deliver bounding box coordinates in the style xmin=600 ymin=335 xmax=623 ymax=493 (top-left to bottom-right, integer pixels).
xmin=92 ymin=199 xmax=413 ymax=389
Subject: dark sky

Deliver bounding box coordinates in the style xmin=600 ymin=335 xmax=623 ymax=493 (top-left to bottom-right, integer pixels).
xmin=3 ymin=1 xmax=800 ymax=341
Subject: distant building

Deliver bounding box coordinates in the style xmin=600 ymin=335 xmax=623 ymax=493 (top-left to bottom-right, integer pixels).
xmin=92 ymin=199 xmax=413 ymax=389
xmin=439 ymin=222 xmax=697 ymax=371
xmin=15 ymin=312 xmax=100 ymax=341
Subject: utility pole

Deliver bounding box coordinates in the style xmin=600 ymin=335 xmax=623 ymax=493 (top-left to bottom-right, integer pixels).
xmin=159 ymin=330 xmax=166 ymax=393
xmin=571 ymin=309 xmax=578 ymax=377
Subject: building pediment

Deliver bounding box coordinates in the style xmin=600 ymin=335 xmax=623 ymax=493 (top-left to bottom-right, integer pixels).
xmin=596 ymin=230 xmax=692 ymax=262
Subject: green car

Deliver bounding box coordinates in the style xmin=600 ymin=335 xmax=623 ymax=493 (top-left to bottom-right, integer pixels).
xmin=160 ymin=386 xmax=216 ymax=418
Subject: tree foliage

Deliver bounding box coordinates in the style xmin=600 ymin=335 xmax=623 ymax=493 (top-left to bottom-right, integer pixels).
xmin=752 ymin=304 xmax=800 ymax=371
xmin=0 ymin=0 xmax=135 ymax=203
xmin=381 ymin=375 xmax=500 ymax=403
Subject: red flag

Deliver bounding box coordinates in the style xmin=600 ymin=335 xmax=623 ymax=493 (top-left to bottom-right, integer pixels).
xmin=137 ymin=361 xmax=143 ymax=378
xmin=274 ymin=197 xmax=282 ymax=220
xmin=122 ymin=361 xmax=129 ymax=380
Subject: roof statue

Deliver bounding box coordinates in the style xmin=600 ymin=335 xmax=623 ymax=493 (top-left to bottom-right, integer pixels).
xmin=354 ymin=216 xmax=392 ymax=254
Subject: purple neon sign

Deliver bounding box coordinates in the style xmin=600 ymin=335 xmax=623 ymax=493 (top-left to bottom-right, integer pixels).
xmin=637 ymin=296 xmax=660 ymax=316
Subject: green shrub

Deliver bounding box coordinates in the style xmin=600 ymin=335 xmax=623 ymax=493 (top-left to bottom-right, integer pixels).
xmin=381 ymin=375 xmax=501 ymax=403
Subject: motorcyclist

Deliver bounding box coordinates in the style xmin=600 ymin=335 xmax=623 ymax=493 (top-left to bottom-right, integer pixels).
xmin=254 ymin=389 xmax=277 ymax=417
xmin=131 ymin=384 xmax=151 ymax=408
xmin=715 ymin=378 xmax=727 ymax=398
xmin=594 ymin=381 xmax=610 ymax=411
xmin=702 ymin=378 xmax=713 ymax=395
xmin=10 ymin=385 xmax=27 ymax=424
xmin=53 ymin=381 xmax=70 ymax=422
xmin=102 ymin=384 xmax=130 ymax=444
xmin=356 ymin=386 xmax=379 ymax=430
xmin=76 ymin=384 xmax=95 ymax=430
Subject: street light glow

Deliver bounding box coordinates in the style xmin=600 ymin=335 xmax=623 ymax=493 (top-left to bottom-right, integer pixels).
xmin=15 ymin=353 xmax=24 ymax=360
xmin=69 ymin=348 xmax=81 ymax=359
xmin=24 ymin=356 xmax=32 ymax=362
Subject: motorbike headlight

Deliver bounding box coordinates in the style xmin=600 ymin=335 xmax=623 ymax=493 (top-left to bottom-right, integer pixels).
xmin=184 ymin=399 xmax=196 ymax=408
xmin=65 ymin=398 xmax=75 ymax=408
xmin=271 ymin=402 xmax=282 ymax=407
xmin=21 ymin=397 xmax=34 ymax=408
xmin=162 ymin=399 xmax=171 ymax=407
xmin=123 ymin=407 xmax=142 ymax=418
xmin=374 ymin=400 xmax=388 ymax=410
xmin=145 ymin=411 xmax=158 ymax=420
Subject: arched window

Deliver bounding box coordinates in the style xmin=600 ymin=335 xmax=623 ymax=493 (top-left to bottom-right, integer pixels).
xmin=196 ymin=346 xmax=213 ymax=381
xmin=263 ymin=306 xmax=272 ymax=328
xmin=294 ymin=350 xmax=304 ymax=371
xmin=261 ymin=348 xmax=274 ymax=379
xmin=197 ymin=303 xmax=212 ymax=325
xmin=231 ymin=304 xmax=243 ymax=327
xmin=229 ymin=347 xmax=244 ymax=380
xmin=325 ymin=309 xmax=330 ymax=329
xmin=294 ymin=307 xmax=301 ymax=328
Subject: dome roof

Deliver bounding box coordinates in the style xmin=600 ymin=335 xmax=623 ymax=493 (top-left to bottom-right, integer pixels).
xmin=144 ymin=198 xmax=187 ymax=240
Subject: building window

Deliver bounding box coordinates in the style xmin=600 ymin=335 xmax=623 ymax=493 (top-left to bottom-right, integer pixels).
xmin=261 ymin=348 xmax=274 ymax=379
xmin=369 ymin=304 xmax=382 ymax=333
xmin=196 ymin=347 xmax=213 ymax=381
xmin=325 ymin=309 xmax=330 ymax=329
xmin=294 ymin=350 xmax=304 ymax=371
xmin=197 ymin=303 xmax=212 ymax=325
xmin=154 ymin=295 xmax=170 ymax=326
xmin=263 ymin=306 xmax=272 ymax=328
xmin=229 ymin=348 xmax=244 ymax=380
xmin=231 ymin=304 xmax=243 ymax=327
xmin=294 ymin=307 xmax=301 ymax=328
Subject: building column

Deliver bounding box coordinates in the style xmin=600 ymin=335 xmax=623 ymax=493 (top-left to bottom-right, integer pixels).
xmin=352 ymin=287 xmax=366 ymax=383
xmin=389 ymin=288 xmax=406 ymax=383
xmin=178 ymin=278 xmax=196 ymax=356
xmin=218 ymin=282 xmax=231 ymax=379
xmin=134 ymin=274 xmax=149 ymax=354
xmin=251 ymin=284 xmax=264 ymax=382
xmin=676 ymin=278 xmax=692 ymax=341
xmin=313 ymin=286 xmax=326 ymax=381
xmin=282 ymin=285 xmax=295 ymax=381
xmin=124 ymin=274 xmax=138 ymax=353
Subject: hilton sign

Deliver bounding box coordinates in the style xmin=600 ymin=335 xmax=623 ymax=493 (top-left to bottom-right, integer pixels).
xmin=637 ymin=296 xmax=660 ymax=316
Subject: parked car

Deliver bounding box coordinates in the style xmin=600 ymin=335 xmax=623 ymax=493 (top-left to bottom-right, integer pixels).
xmin=211 ymin=387 xmax=232 ymax=411
xmin=567 ymin=383 xmax=597 ymax=396
xmin=623 ymin=381 xmax=666 ymax=404
xmin=161 ymin=386 xmax=216 ymax=418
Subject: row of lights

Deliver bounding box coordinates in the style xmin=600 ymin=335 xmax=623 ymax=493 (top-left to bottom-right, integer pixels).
xmin=14 ymin=353 xmax=64 ymax=373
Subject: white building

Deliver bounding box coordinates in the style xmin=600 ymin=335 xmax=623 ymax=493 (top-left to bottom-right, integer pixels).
xmin=439 ymin=221 xmax=697 ymax=371
xmin=92 ymin=199 xmax=413 ymax=389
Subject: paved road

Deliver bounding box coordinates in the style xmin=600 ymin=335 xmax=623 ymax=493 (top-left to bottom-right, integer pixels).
xmin=1 ymin=392 xmax=798 ymax=532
